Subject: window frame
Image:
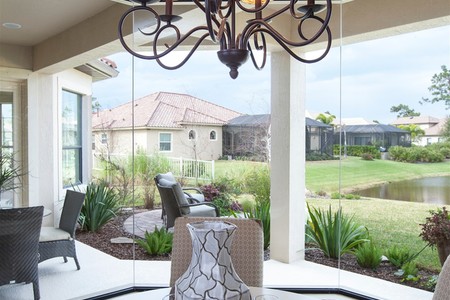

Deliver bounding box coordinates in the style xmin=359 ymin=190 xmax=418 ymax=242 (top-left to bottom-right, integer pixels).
xmin=209 ymin=130 xmax=217 ymax=141
xmin=61 ymin=89 xmax=83 ymax=187
xmin=159 ymin=132 xmax=172 ymax=152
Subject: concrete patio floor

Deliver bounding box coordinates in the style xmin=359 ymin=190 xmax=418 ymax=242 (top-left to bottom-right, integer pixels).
xmin=0 ymin=211 xmax=434 ymax=300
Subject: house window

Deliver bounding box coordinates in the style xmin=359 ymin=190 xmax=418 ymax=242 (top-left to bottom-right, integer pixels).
xmin=62 ymin=90 xmax=82 ymax=186
xmin=188 ymin=130 xmax=196 ymax=140
xmin=210 ymin=130 xmax=217 ymax=140
xmin=0 ymin=99 xmax=13 ymax=157
xmin=101 ymin=133 xmax=108 ymax=144
xmin=427 ymin=138 xmax=432 ymax=145
xmin=160 ymin=133 xmax=172 ymax=151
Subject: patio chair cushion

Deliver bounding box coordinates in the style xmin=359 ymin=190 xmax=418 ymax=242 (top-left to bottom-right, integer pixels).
xmin=157 ymin=172 xmax=176 ymax=182
xmin=187 ymin=205 xmax=217 ymax=217
xmin=158 ymin=178 xmax=176 ymax=187
xmin=172 ymin=182 xmax=191 ymax=214
xmin=39 ymin=227 xmax=72 ymax=242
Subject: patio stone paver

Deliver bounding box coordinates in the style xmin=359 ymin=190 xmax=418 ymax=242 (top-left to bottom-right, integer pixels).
xmin=123 ymin=209 xmax=166 ymax=238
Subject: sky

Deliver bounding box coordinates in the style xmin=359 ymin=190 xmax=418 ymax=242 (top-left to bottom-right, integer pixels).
xmin=92 ymin=25 xmax=449 ymax=124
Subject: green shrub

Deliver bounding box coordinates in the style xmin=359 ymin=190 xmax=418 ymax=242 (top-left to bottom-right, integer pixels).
xmin=333 ymin=145 xmax=381 ymax=159
xmin=306 ymin=204 xmax=368 ymax=259
xmin=355 ymin=241 xmax=383 ymax=270
xmin=243 ymin=165 xmax=270 ymax=204
xmin=395 ymin=261 xmax=420 ymax=282
xmin=79 ymin=182 xmax=120 ymax=232
xmin=388 ymin=146 xmax=445 ymax=163
xmin=136 ymin=226 xmax=173 ymax=256
xmin=344 ymin=193 xmax=360 ymax=200
xmin=386 ymin=245 xmax=415 ymax=268
xmin=330 ymin=192 xmax=343 ymax=199
xmin=361 ymin=153 xmax=374 ymax=161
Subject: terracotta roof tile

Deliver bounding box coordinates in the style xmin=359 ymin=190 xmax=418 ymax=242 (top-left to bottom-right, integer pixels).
xmin=92 ymin=92 xmax=242 ymax=130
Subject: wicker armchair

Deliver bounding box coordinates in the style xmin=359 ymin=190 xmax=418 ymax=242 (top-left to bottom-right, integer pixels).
xmin=0 ymin=206 xmax=44 ymax=300
xmin=170 ymin=217 xmax=264 ymax=287
xmin=39 ymin=190 xmax=85 ymax=270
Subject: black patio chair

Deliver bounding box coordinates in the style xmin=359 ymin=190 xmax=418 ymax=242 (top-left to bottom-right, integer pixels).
xmin=155 ymin=181 xmax=219 ymax=229
xmin=38 ymin=190 xmax=85 ymax=270
xmin=0 ymin=206 xmax=44 ymax=300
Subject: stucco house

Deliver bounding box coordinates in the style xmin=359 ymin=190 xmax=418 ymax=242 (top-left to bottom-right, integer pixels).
xmin=391 ymin=115 xmax=448 ymax=146
xmin=92 ymin=92 xmax=242 ymax=161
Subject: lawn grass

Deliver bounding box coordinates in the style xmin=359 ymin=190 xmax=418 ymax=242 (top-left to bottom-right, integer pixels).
xmin=213 ymin=158 xmax=450 ymax=271
xmin=307 ymin=198 xmax=448 ymax=271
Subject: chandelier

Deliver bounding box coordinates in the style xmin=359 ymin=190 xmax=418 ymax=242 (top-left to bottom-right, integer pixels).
xmin=118 ymin=0 xmax=332 ymax=79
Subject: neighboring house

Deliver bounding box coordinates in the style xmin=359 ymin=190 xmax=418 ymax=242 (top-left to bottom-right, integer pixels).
xmin=92 ymin=92 xmax=242 ymax=161
xmin=391 ymin=116 xmax=448 ymax=146
xmin=334 ymin=124 xmax=411 ymax=149
xmin=223 ymin=114 xmax=334 ymax=160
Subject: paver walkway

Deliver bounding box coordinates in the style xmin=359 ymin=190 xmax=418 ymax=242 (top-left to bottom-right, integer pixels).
xmin=123 ymin=209 xmax=166 ymax=238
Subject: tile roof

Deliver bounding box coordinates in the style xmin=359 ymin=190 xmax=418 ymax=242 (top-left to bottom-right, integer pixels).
xmin=424 ymin=118 xmax=448 ymax=136
xmin=92 ymin=92 xmax=242 ymax=130
xmin=391 ymin=115 xmax=440 ymax=125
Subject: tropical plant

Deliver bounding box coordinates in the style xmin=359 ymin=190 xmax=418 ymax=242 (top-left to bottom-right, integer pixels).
xmin=306 ymin=204 xmax=368 ymax=259
xmin=134 ymin=149 xmax=170 ymax=209
xmin=386 ymin=245 xmax=415 ymax=268
xmin=420 ymin=207 xmax=450 ymax=246
xmin=397 ymin=124 xmax=425 ymax=142
xmin=355 ymin=241 xmax=383 ymax=270
xmin=135 ymin=226 xmax=173 ymax=256
xmin=78 ymin=182 xmax=120 ymax=232
xmin=395 ymin=261 xmax=420 ymax=282
xmin=315 ymin=112 xmax=336 ymax=125
xmin=0 ymin=152 xmax=24 ymax=193
xmin=242 ymin=200 xmax=271 ymax=250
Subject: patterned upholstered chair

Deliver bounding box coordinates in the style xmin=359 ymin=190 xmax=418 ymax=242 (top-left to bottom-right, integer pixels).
xmin=170 ymin=217 xmax=264 ymax=287
xmin=38 ymin=190 xmax=85 ymax=270
xmin=433 ymin=255 xmax=450 ymax=300
xmin=0 ymin=206 xmax=44 ymax=300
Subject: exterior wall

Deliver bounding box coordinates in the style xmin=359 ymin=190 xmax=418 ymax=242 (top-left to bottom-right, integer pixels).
xmin=26 ymin=69 xmax=92 ymax=226
xmin=417 ymin=135 xmax=442 ymax=146
xmin=93 ymin=125 xmax=223 ymax=161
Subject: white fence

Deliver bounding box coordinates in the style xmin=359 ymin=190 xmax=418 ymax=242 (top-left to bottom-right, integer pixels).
xmin=92 ymin=153 xmax=214 ymax=182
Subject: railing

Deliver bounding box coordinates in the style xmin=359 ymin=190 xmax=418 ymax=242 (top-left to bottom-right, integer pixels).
xmin=92 ymin=153 xmax=214 ymax=182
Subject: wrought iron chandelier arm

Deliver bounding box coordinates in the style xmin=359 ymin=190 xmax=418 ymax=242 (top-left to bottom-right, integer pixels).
xmin=240 ymin=14 xmax=329 ymax=49
xmin=155 ymin=32 xmax=212 ymax=70
xmin=247 ymin=25 xmax=332 ymax=64
xmin=247 ymin=33 xmax=267 ymax=70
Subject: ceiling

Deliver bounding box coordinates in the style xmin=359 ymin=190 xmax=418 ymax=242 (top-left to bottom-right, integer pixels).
xmin=0 ymin=0 xmax=116 ymax=46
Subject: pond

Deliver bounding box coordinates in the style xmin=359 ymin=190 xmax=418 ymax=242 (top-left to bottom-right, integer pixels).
xmin=357 ymin=176 xmax=450 ymax=205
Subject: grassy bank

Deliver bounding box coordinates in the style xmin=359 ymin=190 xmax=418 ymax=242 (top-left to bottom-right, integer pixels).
xmin=306 ymin=157 xmax=450 ymax=193
xmin=214 ymin=158 xmax=450 ymax=271
xmin=307 ymin=198 xmax=447 ymax=271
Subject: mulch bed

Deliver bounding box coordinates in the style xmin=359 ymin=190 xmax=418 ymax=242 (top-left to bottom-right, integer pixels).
xmin=76 ymin=210 xmax=437 ymax=292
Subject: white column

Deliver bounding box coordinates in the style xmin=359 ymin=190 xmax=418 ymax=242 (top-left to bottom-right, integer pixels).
xmin=270 ymin=51 xmax=306 ymax=263
xmin=27 ymin=72 xmax=60 ymax=226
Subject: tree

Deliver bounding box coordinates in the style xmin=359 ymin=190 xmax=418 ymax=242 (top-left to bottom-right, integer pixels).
xmin=421 ymin=65 xmax=450 ymax=110
xmin=390 ymin=104 xmax=420 ymax=118
xmin=442 ymin=118 xmax=450 ymax=141
xmin=315 ymin=112 xmax=336 ymax=125
xmin=397 ymin=124 xmax=425 ymax=143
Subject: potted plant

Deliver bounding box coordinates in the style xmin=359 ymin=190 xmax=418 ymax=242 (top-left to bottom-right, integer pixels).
xmin=0 ymin=152 xmax=24 ymax=207
xmin=420 ymin=207 xmax=450 ymax=266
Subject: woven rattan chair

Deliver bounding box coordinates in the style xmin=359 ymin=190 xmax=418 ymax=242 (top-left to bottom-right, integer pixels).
xmin=433 ymin=255 xmax=450 ymax=300
xmin=39 ymin=190 xmax=85 ymax=270
xmin=170 ymin=217 xmax=264 ymax=287
xmin=156 ymin=182 xmax=219 ymax=229
xmin=0 ymin=206 xmax=44 ymax=300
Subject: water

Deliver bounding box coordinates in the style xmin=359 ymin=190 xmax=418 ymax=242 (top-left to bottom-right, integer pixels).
xmin=357 ymin=176 xmax=450 ymax=205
